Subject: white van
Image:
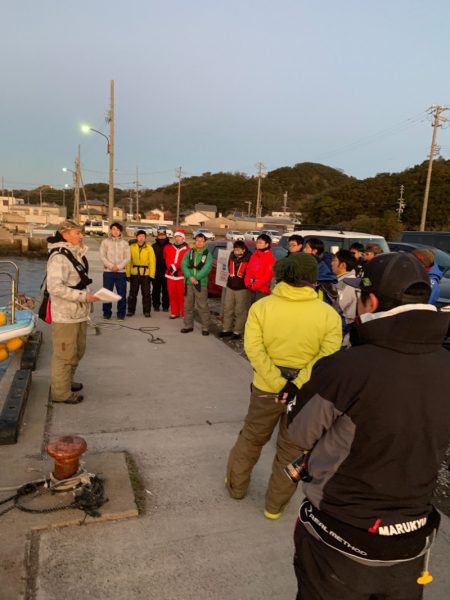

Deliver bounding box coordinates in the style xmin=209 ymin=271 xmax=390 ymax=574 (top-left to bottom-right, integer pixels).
xmin=83 ymin=220 xmax=109 ymax=236
xmin=280 ymin=228 xmax=389 ymax=253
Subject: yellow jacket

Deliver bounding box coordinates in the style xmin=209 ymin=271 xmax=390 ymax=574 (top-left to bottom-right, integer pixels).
xmin=126 ymin=243 xmax=156 ymax=278
xmin=244 ymin=281 xmax=342 ymax=393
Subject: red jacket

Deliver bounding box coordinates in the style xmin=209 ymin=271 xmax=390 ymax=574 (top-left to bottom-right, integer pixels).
xmin=164 ymin=243 xmax=189 ymax=281
xmin=244 ymin=249 xmax=275 ymax=294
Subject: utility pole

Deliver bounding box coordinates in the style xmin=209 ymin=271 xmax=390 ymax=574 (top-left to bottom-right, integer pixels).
xmin=420 ymin=105 xmax=449 ymax=231
xmin=134 ymin=166 xmax=140 ymax=221
xmin=396 ymin=184 xmax=406 ymax=222
xmin=108 ymin=79 xmax=115 ymax=224
xmin=245 ymin=200 xmax=252 ymax=216
xmin=175 ymin=166 xmax=182 ymax=229
xmin=255 ymin=161 xmax=265 ymax=219
xmin=283 ymin=191 xmax=288 ymax=214
xmin=128 ymin=194 xmax=133 ymax=220
xmin=73 ymin=144 xmax=81 ymax=221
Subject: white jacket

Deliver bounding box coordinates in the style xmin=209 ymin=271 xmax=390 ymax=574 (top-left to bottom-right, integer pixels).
xmin=99 ymin=235 xmax=131 ymax=272
xmin=337 ymin=269 xmax=357 ymax=326
xmin=46 ymin=241 xmax=91 ymax=323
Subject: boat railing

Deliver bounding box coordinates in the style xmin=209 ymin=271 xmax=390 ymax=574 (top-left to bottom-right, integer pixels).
xmin=0 ymin=261 xmax=19 ymax=324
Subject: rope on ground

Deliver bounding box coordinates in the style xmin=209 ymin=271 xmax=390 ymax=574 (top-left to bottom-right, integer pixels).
xmin=0 ymin=476 xmax=107 ymax=519
xmin=94 ymin=321 xmax=166 ymax=344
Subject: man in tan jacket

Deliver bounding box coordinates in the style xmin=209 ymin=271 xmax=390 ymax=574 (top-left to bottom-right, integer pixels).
xmin=47 ymin=221 xmax=99 ymax=404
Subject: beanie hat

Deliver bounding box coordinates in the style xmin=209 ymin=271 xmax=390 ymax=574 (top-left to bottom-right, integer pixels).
xmin=174 ymin=229 xmax=185 ymax=240
xmin=274 ymin=253 xmax=318 ymax=285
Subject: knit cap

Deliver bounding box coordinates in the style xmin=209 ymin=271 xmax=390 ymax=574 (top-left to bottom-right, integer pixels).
xmin=274 ymin=253 xmax=318 ymax=285
xmin=174 ymin=229 xmax=186 ymax=239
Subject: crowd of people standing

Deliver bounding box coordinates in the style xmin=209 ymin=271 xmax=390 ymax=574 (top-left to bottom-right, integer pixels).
xmin=45 ymin=219 xmax=449 ymax=599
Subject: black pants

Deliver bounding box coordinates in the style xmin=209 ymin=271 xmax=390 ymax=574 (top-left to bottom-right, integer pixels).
xmin=127 ymin=275 xmax=151 ymax=315
xmin=152 ymin=274 xmax=169 ymax=310
xmin=294 ymin=521 xmax=425 ymax=600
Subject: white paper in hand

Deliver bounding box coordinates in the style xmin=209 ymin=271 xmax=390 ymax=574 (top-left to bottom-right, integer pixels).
xmin=94 ymin=287 xmax=122 ymax=302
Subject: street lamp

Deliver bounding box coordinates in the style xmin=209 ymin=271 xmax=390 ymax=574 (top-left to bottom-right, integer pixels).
xmin=81 ymin=79 xmax=115 ymax=224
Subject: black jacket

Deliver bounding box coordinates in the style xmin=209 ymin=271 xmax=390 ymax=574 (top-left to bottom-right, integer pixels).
xmin=152 ymin=237 xmax=171 ymax=277
xmin=288 ymin=307 xmax=450 ymax=535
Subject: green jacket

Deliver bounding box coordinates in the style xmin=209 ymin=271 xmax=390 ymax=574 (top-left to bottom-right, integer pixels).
xmin=181 ymin=247 xmax=213 ymax=286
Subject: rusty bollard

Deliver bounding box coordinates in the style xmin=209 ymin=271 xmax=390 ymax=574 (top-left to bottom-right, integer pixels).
xmin=47 ymin=435 xmax=87 ymax=480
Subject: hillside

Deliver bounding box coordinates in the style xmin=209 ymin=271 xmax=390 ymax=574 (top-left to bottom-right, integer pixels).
xmin=10 ymin=160 xmax=450 ymax=238
xmin=303 ymin=159 xmax=450 ymax=238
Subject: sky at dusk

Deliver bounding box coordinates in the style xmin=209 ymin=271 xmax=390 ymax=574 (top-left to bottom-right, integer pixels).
xmin=2 ymin=0 xmax=450 ymax=193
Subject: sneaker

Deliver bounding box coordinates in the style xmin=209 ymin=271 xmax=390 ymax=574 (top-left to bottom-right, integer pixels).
xmin=219 ymin=331 xmax=233 ymax=338
xmin=162 ymin=308 xmax=169 ymax=313
xmin=103 ymin=315 xmax=111 ymax=320
xmin=263 ymin=510 xmax=282 ymax=520
xmin=202 ymin=330 xmax=210 ymax=336
xmin=117 ymin=317 xmax=125 ymax=322
xmin=71 ymin=382 xmax=83 ymax=392
xmin=154 ymin=307 xmax=160 ymax=312
xmin=169 ymin=315 xmax=179 ymax=319
xmin=144 ymin=313 xmax=151 ymax=318
xmin=181 ymin=328 xmax=193 ymax=333
xmin=126 ymin=312 xmax=134 ymax=317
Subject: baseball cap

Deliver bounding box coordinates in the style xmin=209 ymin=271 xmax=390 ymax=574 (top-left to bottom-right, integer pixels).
xmin=59 ymin=220 xmax=82 ymax=233
xmin=344 ymin=253 xmax=430 ymax=301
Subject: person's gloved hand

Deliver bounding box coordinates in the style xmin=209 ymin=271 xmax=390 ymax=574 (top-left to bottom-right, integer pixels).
xmin=126 ymin=277 xmax=130 ymax=282
xmin=276 ymin=381 xmax=299 ymax=404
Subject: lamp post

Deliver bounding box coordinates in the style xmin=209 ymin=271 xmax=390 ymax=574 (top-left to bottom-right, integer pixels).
xmin=82 ymin=80 xmax=115 ymax=224
xmin=63 ymin=145 xmax=81 ymax=221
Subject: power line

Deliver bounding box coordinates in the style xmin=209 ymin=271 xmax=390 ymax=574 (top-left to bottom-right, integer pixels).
xmin=312 ymin=111 xmax=428 ymax=161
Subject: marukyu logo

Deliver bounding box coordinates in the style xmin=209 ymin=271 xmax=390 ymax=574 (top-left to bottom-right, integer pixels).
xmin=378 ymin=517 xmax=427 ymax=536
xmin=361 ymin=277 xmax=372 ymax=287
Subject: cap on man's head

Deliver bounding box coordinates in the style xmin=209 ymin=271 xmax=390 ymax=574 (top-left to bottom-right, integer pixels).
xmin=59 ymin=220 xmax=81 ymax=233
xmin=344 ymin=253 xmax=430 ymax=302
xmin=411 ymin=248 xmax=435 ymax=269
xmin=274 ymin=253 xmax=318 ymax=286
xmin=174 ymin=229 xmax=186 ymax=239
xmin=157 ymin=229 xmax=167 ymax=236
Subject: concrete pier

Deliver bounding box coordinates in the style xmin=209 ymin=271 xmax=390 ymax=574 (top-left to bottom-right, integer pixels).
xmin=0 ymin=238 xmax=449 ymax=600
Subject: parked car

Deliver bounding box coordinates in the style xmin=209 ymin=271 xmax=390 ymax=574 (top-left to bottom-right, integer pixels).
xmin=280 ymin=227 xmax=389 ymax=254
xmin=154 ymin=224 xmax=173 ymax=238
xmin=225 ymin=230 xmax=245 ymax=241
xmin=261 ymin=229 xmax=282 ymax=244
xmin=207 ymin=240 xmax=287 ymax=297
xmin=400 ymin=231 xmax=450 ymax=253
xmin=387 ymin=242 xmax=450 ymax=274
xmin=193 ymin=228 xmax=215 ymax=240
xmin=83 ymin=220 xmax=109 ymax=236
xmin=244 ymin=230 xmax=261 ymax=241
